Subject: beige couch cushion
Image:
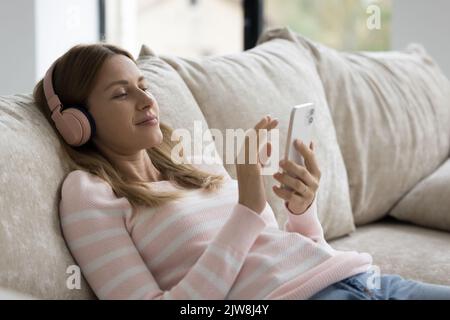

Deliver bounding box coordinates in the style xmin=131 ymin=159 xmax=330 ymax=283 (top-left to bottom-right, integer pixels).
xmin=298 ymin=35 xmax=450 ymax=225
xmin=330 ymin=218 xmax=450 ymax=286
xmin=389 ymin=158 xmax=450 ymax=232
xmin=142 ymin=27 xmax=356 ymax=240
xmin=0 ymin=94 xmax=95 ymax=299
xmin=136 ymin=49 xmax=218 ymax=156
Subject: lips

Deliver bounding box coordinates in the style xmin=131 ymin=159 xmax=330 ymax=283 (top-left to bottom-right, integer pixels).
xmin=135 ymin=114 xmax=157 ymax=125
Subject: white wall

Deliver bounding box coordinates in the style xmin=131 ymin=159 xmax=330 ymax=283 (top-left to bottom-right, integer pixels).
xmin=0 ymin=0 xmax=99 ymax=95
xmin=0 ymin=0 xmax=37 ymax=95
xmin=392 ymin=0 xmax=450 ymax=78
xmin=35 ymin=0 xmax=99 ymax=83
xmin=106 ymin=0 xmax=138 ymax=58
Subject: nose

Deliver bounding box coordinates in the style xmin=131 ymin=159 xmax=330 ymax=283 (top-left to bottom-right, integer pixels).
xmin=139 ymin=91 xmax=156 ymax=111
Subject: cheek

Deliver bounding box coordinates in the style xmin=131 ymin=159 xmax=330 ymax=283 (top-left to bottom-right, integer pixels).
xmin=95 ymin=109 xmax=134 ymax=137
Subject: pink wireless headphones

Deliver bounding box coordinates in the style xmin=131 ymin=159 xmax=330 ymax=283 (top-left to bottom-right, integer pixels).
xmin=43 ymin=61 xmax=96 ymax=147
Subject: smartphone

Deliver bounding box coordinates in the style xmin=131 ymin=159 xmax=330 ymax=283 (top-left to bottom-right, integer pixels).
xmin=281 ymin=103 xmax=315 ymax=189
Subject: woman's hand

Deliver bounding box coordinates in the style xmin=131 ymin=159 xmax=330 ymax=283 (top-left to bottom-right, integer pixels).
xmin=272 ymin=139 xmax=321 ymax=215
xmin=236 ymin=115 xmax=278 ymax=214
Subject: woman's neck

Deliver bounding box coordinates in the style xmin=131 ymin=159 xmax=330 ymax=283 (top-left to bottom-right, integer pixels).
xmin=97 ymin=144 xmax=163 ymax=183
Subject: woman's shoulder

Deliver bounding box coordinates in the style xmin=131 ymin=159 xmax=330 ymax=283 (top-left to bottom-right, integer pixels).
xmin=62 ymin=170 xmax=112 ymax=195
xmin=60 ymin=170 xmax=131 ymax=216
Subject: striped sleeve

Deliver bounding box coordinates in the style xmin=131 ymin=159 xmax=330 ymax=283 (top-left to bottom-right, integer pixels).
xmin=59 ymin=170 xmax=266 ymax=300
xmin=282 ymin=196 xmax=327 ymax=245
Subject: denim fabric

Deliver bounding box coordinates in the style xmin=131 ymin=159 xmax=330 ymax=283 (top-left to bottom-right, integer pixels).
xmin=309 ymin=271 xmax=450 ymax=300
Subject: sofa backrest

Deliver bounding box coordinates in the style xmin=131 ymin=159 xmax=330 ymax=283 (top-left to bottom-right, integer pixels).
xmin=0 ymin=94 xmax=95 ymax=299
xmin=293 ymin=34 xmax=450 ymax=225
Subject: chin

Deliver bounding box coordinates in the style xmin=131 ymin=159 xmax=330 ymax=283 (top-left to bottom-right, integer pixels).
xmin=147 ymin=130 xmax=164 ymax=148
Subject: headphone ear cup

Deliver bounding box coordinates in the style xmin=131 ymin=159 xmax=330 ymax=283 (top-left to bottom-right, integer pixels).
xmin=70 ymin=105 xmax=97 ymax=139
xmin=58 ymin=106 xmax=95 ymax=146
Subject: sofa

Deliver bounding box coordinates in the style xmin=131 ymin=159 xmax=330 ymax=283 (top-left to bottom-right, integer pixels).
xmin=1 ymin=27 xmax=449 ymax=299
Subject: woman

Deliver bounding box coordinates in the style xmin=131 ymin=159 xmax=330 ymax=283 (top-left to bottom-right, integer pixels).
xmin=33 ymin=43 xmax=450 ymax=300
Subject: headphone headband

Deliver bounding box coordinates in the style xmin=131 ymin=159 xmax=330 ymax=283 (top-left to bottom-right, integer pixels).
xmin=43 ymin=61 xmax=62 ymax=113
xmin=42 ymin=60 xmax=95 ymax=147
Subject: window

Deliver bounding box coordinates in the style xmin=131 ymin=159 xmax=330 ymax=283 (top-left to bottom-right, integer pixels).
xmin=104 ymin=0 xmax=243 ymax=58
xmin=264 ymin=0 xmax=392 ymax=51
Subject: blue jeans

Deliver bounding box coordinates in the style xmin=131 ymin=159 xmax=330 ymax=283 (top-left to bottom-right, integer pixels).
xmin=309 ymin=271 xmax=450 ymax=300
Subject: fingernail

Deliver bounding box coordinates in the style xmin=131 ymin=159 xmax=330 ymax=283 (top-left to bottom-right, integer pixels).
xmin=296 ymin=139 xmax=302 ymax=146
xmin=279 ymin=160 xmax=285 ymax=166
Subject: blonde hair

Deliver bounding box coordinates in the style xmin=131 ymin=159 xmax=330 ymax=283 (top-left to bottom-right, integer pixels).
xmin=33 ymin=43 xmax=225 ymax=211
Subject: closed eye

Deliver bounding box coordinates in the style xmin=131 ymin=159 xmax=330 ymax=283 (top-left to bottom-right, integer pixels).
xmin=114 ymin=93 xmax=127 ymax=99
xmin=113 ymin=87 xmax=148 ymax=99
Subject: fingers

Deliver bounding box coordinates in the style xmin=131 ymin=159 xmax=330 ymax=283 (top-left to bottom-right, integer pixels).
xmin=255 ymin=115 xmax=278 ymax=130
xmin=241 ymin=115 xmax=279 ymax=166
xmin=266 ymin=118 xmax=278 ymax=130
xmin=267 ymin=142 xmax=272 ymax=157
xmin=258 ymin=118 xmax=277 ymax=144
xmin=254 ymin=116 xmax=268 ymax=130
xmin=259 ymin=142 xmax=272 ymax=167
xmin=279 ymin=159 xmax=319 ymax=191
xmin=273 ymin=171 xmax=313 ymax=196
xmin=293 ymin=139 xmax=321 ymax=180
xmin=252 ymin=116 xmax=277 ymax=146
xmin=254 ymin=115 xmax=278 ymax=154
xmin=272 ymin=185 xmax=307 ymax=202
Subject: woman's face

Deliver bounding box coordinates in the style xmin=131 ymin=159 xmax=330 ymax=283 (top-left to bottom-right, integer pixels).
xmin=87 ymin=54 xmax=162 ymax=154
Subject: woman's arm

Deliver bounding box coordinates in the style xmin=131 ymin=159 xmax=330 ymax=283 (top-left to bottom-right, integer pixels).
xmin=59 ymin=170 xmax=266 ymax=299
xmin=282 ymin=195 xmax=327 ymax=245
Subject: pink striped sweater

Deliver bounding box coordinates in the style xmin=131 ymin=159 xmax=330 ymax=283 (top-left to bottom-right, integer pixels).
xmin=59 ymin=160 xmax=373 ymax=300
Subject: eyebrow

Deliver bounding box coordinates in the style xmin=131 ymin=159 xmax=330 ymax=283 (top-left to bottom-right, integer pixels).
xmin=104 ymin=75 xmax=145 ymax=92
